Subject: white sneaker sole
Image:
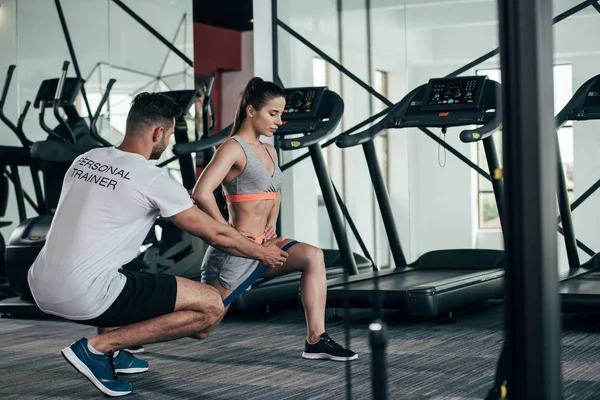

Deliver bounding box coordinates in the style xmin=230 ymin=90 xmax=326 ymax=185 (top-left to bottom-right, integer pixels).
xmin=302 ymin=352 xmax=359 ymax=361
xmin=124 ymin=347 xmax=145 ymax=354
xmin=61 ymin=347 xmax=132 ymax=397
xmin=116 ymin=366 xmax=148 ymax=374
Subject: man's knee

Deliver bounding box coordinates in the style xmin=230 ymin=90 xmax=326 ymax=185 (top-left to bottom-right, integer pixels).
xmin=204 ymin=286 xmax=225 ymax=322
xmin=189 ymin=329 xmax=212 ymax=340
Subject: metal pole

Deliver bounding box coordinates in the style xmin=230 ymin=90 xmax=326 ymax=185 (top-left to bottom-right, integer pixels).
xmin=309 ymin=144 xmax=359 ymax=275
xmin=482 ymin=137 xmax=507 ymax=242
xmin=54 ymin=0 xmax=93 ymax=122
xmin=497 ymin=0 xmax=562 ymax=399
xmin=111 ymin=0 xmax=193 ymax=67
xmin=363 ymin=141 xmax=407 ymax=267
xmin=271 ymin=0 xmax=283 ymax=238
xmin=8 ymin=165 xmax=26 ymax=221
xmin=555 ymin=136 xmax=581 ymax=269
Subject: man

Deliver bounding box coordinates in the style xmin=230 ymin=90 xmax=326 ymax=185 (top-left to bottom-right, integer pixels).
xmin=27 ymin=93 xmax=288 ymax=397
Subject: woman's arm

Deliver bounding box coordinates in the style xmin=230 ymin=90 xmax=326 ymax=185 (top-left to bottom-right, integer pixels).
xmin=191 ymin=140 xmax=241 ymax=225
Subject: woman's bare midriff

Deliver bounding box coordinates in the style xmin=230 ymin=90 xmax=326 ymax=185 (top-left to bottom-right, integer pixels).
xmin=228 ymin=200 xmax=275 ymax=238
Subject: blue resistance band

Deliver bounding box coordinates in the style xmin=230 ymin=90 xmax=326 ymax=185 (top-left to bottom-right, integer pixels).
xmin=222 ymin=240 xmax=298 ymax=307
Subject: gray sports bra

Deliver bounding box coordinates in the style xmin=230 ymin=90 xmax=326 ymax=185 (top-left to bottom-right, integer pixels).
xmin=222 ymin=135 xmax=283 ymax=203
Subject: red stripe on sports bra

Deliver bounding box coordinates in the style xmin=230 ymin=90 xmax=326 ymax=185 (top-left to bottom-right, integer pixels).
xmin=225 ymin=193 xmax=277 ymax=203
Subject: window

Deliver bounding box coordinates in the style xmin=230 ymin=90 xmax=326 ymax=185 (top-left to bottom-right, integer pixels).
xmin=373 ymin=70 xmax=389 ymax=188
xmin=476 ymin=65 xmax=574 ymax=229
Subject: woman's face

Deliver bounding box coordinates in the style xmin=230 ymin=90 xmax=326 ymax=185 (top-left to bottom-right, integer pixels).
xmin=248 ymin=96 xmax=286 ymax=137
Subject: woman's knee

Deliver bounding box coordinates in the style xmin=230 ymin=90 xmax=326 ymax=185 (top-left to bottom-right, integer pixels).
xmin=306 ymin=246 xmax=325 ymax=269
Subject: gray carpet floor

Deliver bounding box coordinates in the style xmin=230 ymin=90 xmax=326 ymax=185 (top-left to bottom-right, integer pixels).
xmin=0 ymin=301 xmax=599 ymax=399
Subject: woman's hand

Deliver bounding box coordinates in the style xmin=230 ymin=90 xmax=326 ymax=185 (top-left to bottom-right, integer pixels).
xmin=263 ymin=224 xmax=277 ymax=240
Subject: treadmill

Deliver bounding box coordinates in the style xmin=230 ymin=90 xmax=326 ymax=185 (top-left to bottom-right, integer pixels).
xmin=173 ymin=86 xmax=372 ymax=311
xmin=554 ymin=73 xmax=600 ymax=312
xmin=327 ymin=75 xmax=507 ymax=317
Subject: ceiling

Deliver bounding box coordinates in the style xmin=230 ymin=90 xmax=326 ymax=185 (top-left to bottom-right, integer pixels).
xmin=193 ymin=0 xmax=253 ymax=32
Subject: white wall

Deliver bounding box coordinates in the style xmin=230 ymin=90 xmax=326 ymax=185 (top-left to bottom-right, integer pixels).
xmin=0 ymin=0 xmax=193 ymax=241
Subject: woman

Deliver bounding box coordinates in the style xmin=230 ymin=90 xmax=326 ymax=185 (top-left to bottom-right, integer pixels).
xmin=192 ymin=77 xmax=357 ymax=361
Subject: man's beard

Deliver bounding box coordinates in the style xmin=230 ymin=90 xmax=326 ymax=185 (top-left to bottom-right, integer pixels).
xmin=150 ymin=137 xmax=168 ymax=160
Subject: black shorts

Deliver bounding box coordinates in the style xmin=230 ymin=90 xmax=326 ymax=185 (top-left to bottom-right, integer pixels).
xmin=76 ymin=268 xmax=178 ymax=328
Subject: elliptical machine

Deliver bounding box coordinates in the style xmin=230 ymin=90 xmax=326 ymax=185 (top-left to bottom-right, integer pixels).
xmin=0 ymin=65 xmax=45 ymax=299
xmin=0 ymin=61 xmax=114 ymax=317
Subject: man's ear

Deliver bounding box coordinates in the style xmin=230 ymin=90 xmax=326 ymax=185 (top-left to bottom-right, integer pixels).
xmin=151 ymin=126 xmax=164 ymax=144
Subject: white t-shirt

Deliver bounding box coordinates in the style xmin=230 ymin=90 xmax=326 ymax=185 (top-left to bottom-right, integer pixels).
xmin=27 ymin=147 xmax=194 ymax=320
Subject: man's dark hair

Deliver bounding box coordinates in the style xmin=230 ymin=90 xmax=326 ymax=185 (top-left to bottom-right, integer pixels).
xmin=125 ymin=92 xmax=183 ymax=136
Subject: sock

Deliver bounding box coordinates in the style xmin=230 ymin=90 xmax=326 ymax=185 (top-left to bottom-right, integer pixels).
xmin=87 ymin=342 xmax=105 ymax=355
xmin=307 ymin=332 xmax=325 ymax=345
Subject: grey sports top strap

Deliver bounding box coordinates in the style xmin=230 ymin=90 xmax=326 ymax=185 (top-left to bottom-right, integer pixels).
xmin=222 ymin=135 xmax=283 ymax=197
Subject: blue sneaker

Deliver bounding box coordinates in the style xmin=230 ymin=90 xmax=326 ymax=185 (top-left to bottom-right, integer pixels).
xmin=61 ymin=338 xmax=132 ymax=397
xmin=113 ymin=350 xmax=149 ymax=374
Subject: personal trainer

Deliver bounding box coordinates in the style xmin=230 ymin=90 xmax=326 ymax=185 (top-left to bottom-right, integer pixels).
xmin=27 ymin=92 xmax=289 ymax=397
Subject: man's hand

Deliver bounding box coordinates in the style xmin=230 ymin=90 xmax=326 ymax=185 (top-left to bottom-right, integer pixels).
xmin=259 ymin=238 xmax=289 ymax=268
xmin=263 ymin=224 xmax=277 ymax=240
xmin=239 ymin=231 xmax=256 ymax=241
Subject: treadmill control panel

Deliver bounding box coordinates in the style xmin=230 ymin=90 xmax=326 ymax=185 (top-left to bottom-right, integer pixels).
xmin=583 ymin=89 xmax=600 ymax=109
xmin=422 ymin=76 xmax=487 ymax=111
xmin=282 ymin=87 xmax=326 ymax=119
xmin=34 ymin=78 xmax=83 ymax=108
xmin=570 ymin=78 xmax=600 ymax=119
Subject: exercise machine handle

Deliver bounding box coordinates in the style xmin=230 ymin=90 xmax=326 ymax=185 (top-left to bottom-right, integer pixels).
xmin=203 ymin=72 xmax=217 ymax=137
xmin=173 ymin=124 xmax=231 ymax=156
xmin=0 ymin=65 xmax=31 ymax=147
xmin=459 ymin=114 xmax=502 ymax=143
xmin=0 ymin=65 xmax=15 ymax=108
xmin=39 ymin=101 xmax=67 ymax=142
xmin=336 ymin=86 xmax=419 ymax=148
xmin=336 ymin=119 xmax=386 ymax=148
xmin=90 ymin=78 xmax=117 ymax=147
xmin=16 ymin=101 xmax=33 ymax=146
xmin=53 ymin=61 xmax=77 ymax=143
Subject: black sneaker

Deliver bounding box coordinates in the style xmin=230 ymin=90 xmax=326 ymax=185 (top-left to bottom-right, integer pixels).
xmin=302 ymin=333 xmax=358 ymax=361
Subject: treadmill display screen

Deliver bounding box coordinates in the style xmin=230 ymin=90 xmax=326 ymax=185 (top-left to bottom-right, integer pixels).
xmin=583 ymin=90 xmax=600 ymax=108
xmin=283 ymin=87 xmax=326 ymax=119
xmin=422 ymin=76 xmax=486 ymax=111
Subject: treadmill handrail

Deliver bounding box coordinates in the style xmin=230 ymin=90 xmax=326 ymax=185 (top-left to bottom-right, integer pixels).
xmin=556 ymin=73 xmax=600 ymax=125
xmin=172 ymin=124 xmax=231 ymax=156
xmin=278 ymin=91 xmax=345 ymax=151
xmin=459 ymin=115 xmax=503 ymax=143
xmin=336 ymin=86 xmax=420 ymax=148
